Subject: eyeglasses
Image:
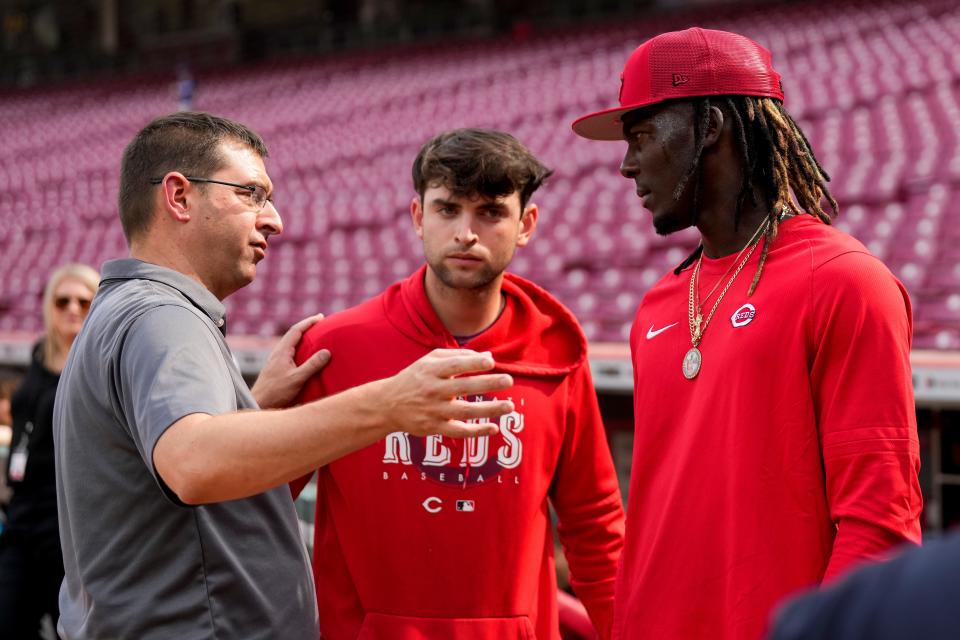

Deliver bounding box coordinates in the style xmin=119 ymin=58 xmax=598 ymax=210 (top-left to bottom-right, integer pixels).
xmin=54 ymin=296 xmax=92 ymax=312
xmin=149 ymin=176 xmax=273 ymax=209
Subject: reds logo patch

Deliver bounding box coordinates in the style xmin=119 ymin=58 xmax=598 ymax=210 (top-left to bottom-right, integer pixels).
xmin=731 ymin=303 xmax=757 ymax=327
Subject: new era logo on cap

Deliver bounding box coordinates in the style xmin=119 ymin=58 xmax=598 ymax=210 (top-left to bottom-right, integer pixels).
xmin=572 ymin=27 xmax=784 ymax=140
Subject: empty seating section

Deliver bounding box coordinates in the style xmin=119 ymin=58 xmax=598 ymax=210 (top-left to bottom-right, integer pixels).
xmin=0 ymin=0 xmax=958 ymax=348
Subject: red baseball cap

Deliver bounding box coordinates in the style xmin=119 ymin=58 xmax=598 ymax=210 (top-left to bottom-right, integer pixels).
xmin=572 ymin=27 xmax=784 ymax=141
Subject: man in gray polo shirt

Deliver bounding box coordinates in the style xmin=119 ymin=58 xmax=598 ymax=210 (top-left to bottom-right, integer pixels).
xmin=53 ymin=112 xmax=515 ymax=639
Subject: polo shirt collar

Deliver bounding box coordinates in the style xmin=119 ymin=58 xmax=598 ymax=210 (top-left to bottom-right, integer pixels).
xmin=100 ymin=259 xmax=228 ymax=334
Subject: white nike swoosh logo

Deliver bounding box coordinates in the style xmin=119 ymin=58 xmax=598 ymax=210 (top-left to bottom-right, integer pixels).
xmin=646 ymin=322 xmax=678 ymax=339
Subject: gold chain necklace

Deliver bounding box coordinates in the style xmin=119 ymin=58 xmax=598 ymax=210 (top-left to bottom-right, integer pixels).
xmin=694 ymin=216 xmax=770 ymax=310
xmin=683 ymin=217 xmax=770 ymax=380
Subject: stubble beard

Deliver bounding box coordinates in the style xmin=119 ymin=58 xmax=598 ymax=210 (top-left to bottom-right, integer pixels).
xmin=651 ymin=175 xmax=698 ymax=236
xmin=651 ymin=138 xmax=701 ymax=236
xmin=652 ymin=212 xmax=678 ymax=236
xmin=430 ymin=260 xmax=502 ymax=292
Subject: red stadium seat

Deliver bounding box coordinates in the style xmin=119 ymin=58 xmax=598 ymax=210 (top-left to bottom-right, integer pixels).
xmin=0 ymin=0 xmax=957 ymax=351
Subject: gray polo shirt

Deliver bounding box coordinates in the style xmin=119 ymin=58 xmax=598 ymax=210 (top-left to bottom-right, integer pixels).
xmin=54 ymin=259 xmax=318 ymax=640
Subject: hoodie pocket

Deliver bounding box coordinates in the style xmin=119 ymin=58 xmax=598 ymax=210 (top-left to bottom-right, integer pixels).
xmin=357 ymin=612 xmax=536 ymax=640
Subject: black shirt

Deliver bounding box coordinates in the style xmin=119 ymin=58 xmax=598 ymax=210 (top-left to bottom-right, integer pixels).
xmin=5 ymin=341 xmax=60 ymax=544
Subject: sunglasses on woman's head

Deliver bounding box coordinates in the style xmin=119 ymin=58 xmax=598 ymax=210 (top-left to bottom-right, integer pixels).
xmin=54 ymin=296 xmax=92 ymax=312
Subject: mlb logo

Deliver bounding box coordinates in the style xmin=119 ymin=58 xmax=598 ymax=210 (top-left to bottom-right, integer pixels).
xmin=456 ymin=500 xmax=475 ymax=512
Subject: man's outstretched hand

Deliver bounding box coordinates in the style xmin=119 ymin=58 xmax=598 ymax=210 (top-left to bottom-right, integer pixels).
xmin=378 ymin=348 xmax=515 ymax=438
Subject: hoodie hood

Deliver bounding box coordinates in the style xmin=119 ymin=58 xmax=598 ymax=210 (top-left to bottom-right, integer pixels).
xmin=382 ymin=265 xmax=587 ymax=377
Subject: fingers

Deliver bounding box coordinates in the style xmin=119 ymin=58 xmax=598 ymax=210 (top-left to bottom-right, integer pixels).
xmin=445 ymin=373 xmax=513 ymax=398
xmin=428 ymin=348 xmax=486 ymax=357
xmin=427 ymin=351 xmax=497 ymax=378
xmin=446 ymin=398 xmax=514 ymax=421
xmin=437 ymin=421 xmax=500 ymax=438
xmin=278 ymin=313 xmax=326 ymax=347
xmin=292 ymin=313 xmax=326 ymax=333
xmin=294 ymin=348 xmax=331 ymax=380
xmin=378 ymin=349 xmax=515 ymax=439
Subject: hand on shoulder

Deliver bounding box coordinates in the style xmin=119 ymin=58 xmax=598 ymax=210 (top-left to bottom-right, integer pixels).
xmin=252 ymin=313 xmax=331 ymax=409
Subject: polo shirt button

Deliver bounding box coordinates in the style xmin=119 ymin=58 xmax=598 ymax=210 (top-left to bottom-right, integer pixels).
xmin=216 ymin=318 xmax=225 ymax=328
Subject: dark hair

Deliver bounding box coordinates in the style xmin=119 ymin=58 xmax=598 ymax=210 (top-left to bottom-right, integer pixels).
xmin=672 ymin=96 xmax=837 ymax=294
xmin=118 ymin=111 xmax=269 ymax=242
xmin=412 ymin=128 xmax=553 ymax=210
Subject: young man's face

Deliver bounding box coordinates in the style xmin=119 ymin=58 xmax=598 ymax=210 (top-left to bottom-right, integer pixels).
xmin=187 ymin=141 xmax=282 ymax=299
xmin=411 ymin=184 xmax=537 ymax=291
xmin=619 ymin=101 xmax=699 ymax=235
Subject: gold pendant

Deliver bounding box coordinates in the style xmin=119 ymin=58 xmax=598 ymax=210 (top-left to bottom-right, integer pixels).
xmin=683 ymin=347 xmax=702 ymax=379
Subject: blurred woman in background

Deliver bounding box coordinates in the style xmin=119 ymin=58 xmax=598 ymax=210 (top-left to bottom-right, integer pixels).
xmin=0 ymin=264 xmax=99 ymax=638
xmin=0 ymin=376 xmax=18 ymax=507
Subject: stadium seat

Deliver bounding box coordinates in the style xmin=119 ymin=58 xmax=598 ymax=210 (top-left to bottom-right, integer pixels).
xmin=0 ymin=0 xmax=957 ymax=350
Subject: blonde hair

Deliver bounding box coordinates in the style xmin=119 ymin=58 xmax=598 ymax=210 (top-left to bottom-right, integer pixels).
xmin=41 ymin=263 xmax=100 ymax=365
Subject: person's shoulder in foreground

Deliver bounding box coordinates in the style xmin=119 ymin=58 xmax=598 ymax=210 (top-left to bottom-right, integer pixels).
xmin=54 ymin=112 xmax=516 ymax=640
xmin=769 ymin=531 xmax=960 ymax=640
xmin=294 ymin=127 xmax=624 ymax=640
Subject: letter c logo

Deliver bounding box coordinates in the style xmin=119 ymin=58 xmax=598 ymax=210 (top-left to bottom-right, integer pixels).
xmin=422 ymin=497 xmax=442 ymax=513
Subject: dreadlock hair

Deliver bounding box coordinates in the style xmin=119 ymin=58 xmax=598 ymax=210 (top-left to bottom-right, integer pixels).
xmin=671 ymin=96 xmax=838 ymax=295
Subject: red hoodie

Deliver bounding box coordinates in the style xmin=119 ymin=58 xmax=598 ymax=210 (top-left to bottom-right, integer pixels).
xmin=293 ymin=266 xmax=624 ymax=640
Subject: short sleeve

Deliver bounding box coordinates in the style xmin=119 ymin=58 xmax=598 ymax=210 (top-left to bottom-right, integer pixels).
xmin=118 ymin=304 xmax=237 ymax=480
